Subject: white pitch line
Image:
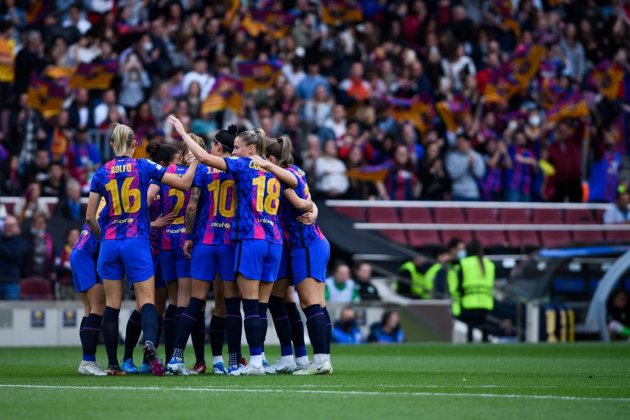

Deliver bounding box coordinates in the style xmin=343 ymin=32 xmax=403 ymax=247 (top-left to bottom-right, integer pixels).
xmin=0 ymin=384 xmax=629 ymax=403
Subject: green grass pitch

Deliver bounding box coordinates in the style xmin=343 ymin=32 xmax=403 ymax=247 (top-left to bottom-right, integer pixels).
xmin=0 ymin=344 xmax=629 ymax=420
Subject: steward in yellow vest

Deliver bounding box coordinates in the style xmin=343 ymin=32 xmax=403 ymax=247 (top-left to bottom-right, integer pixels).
xmin=397 ymin=255 xmax=430 ymax=299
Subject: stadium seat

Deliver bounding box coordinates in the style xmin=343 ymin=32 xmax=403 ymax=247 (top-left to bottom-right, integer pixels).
xmin=19 ymin=277 xmax=53 ymax=300
xmin=499 ymin=209 xmax=539 ymax=248
xmin=466 ymin=208 xmax=496 ymax=223
xmin=334 ymin=206 xmax=366 ymax=221
xmin=474 ymin=230 xmax=507 ymax=248
xmin=532 ymin=209 xmax=563 ymax=223
xmin=606 ymin=230 xmax=630 ymax=243
xmin=539 ymin=230 xmax=571 ymax=248
xmin=408 ymin=230 xmax=441 ymax=248
xmin=572 ymin=230 xmax=604 ymax=244
xmin=400 ymin=207 xmax=433 ymax=223
xmin=2 ymin=201 xmax=16 ymax=216
xmin=434 ymin=207 xmax=465 ymax=223
xmin=565 ymin=209 xmax=595 ymax=224
xmin=441 ymin=230 xmax=473 ymax=244
xmin=367 ymin=208 xmax=408 ymax=245
xmin=46 ymin=202 xmax=57 ymax=216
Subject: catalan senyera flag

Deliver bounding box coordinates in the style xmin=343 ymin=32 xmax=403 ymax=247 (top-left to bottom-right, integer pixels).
xmin=436 ymin=96 xmax=471 ymax=133
xmin=0 ymin=37 xmax=16 ymax=83
xmin=320 ymin=0 xmax=363 ymax=26
xmin=44 ymin=66 xmax=76 ymax=81
xmin=587 ymin=60 xmax=624 ymax=100
xmin=510 ymin=44 xmax=545 ymax=91
xmin=546 ymin=91 xmax=589 ymax=123
xmin=236 ymin=60 xmax=283 ymax=92
xmin=25 ymin=0 xmax=55 ymax=25
xmin=69 ymin=60 xmax=118 ymax=90
xmin=539 ymin=78 xmax=570 ymax=110
xmin=224 ymin=0 xmax=241 ymax=27
xmin=26 ymin=75 xmax=66 ymax=119
xmin=387 ymin=96 xmax=434 ymax=133
xmin=202 ymin=76 xmax=244 ymax=114
xmin=491 ymin=0 xmax=520 ymax=37
xmin=346 ymin=165 xmax=389 ymax=183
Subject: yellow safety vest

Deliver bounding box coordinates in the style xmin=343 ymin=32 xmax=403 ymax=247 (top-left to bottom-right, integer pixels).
xmin=458 ymin=256 xmax=495 ymax=311
xmin=399 ymin=261 xmax=430 ymax=299
xmin=446 ymin=263 xmax=462 ymax=316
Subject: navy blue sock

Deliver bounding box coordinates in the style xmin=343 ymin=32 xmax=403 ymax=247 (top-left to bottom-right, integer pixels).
xmin=173 ymin=306 xmax=185 ymax=341
xmin=242 ymin=298 xmax=262 ymax=357
xmin=172 ymin=298 xmax=204 ymax=360
xmin=269 ymin=296 xmax=293 ymax=357
xmin=102 ymin=307 xmax=120 ymax=368
xmin=192 ymin=309 xmax=206 ymax=363
xmin=140 ymin=303 xmax=158 ymax=347
xmin=81 ymin=314 xmax=102 ymax=362
xmin=156 ymin=316 xmax=163 ymax=348
xmin=163 ymin=305 xmax=177 ymax=362
xmin=304 ymin=304 xmax=327 ymax=355
xmin=225 ymin=297 xmax=242 ymax=366
xmin=322 ymin=306 xmax=332 ymax=355
xmin=258 ymin=302 xmax=268 ymax=353
xmin=285 ymin=302 xmax=307 ymax=358
xmin=123 ymin=310 xmax=141 ymax=360
xmin=79 ymin=317 xmax=88 ymax=360
xmin=209 ymin=315 xmax=226 ymax=358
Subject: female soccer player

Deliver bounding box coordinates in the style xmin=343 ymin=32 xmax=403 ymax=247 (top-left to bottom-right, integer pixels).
xmin=71 ymin=198 xmax=107 ymax=376
xmin=168 ymin=125 xmax=239 ymax=375
xmin=122 ymin=141 xmax=179 ymax=374
xmin=259 ymin=137 xmax=333 ymax=375
xmin=169 ymin=115 xmax=297 ymax=375
xmin=86 ymin=123 xmax=197 ymax=376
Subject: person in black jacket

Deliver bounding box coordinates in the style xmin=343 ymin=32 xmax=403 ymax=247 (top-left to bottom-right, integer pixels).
xmin=0 ymin=215 xmax=28 ymax=299
xmin=353 ymin=261 xmax=381 ymax=301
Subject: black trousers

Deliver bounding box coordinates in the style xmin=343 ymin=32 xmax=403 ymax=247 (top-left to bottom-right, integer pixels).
xmin=459 ymin=309 xmax=490 ymax=342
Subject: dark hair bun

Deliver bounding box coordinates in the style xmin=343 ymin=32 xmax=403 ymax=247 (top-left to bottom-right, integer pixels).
xmin=227 ymin=124 xmax=239 ymax=135
xmin=145 ymin=141 xmax=161 ymax=156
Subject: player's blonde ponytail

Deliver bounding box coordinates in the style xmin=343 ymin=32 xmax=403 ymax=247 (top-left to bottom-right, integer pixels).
xmin=110 ymin=123 xmax=135 ymax=156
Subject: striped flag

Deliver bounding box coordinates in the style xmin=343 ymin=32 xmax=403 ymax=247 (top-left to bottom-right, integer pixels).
xmin=491 ymin=0 xmax=520 ymax=37
xmin=435 ymin=96 xmax=471 ymax=132
xmin=539 ymin=78 xmax=570 ymax=110
xmin=242 ymin=9 xmax=296 ymax=39
xmin=547 ymin=91 xmax=589 ymax=123
xmin=483 ymin=68 xmax=517 ymax=105
xmin=26 ymin=75 xmax=65 ymax=118
xmin=587 ymin=60 xmax=624 ymax=100
xmin=510 ymin=44 xmax=545 ymax=90
xmin=25 ymin=0 xmax=55 ymax=25
xmin=44 ymin=66 xmax=76 ymax=82
xmin=387 ymin=96 xmax=434 ymax=133
xmin=202 ymin=76 xmax=244 ymax=114
xmin=236 ymin=60 xmax=283 ymax=92
xmin=69 ymin=60 xmax=118 ymax=90
xmin=320 ymin=0 xmax=363 ymax=26
xmin=346 ymin=166 xmax=389 ymax=183
xmin=0 ymin=37 xmax=15 ymax=83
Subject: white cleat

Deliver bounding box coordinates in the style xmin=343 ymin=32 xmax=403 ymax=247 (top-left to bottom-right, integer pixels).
xmin=78 ymin=360 xmax=107 ymax=376
xmin=292 ymin=360 xmax=332 ymax=376
xmin=240 ymin=363 xmax=266 ymax=376
xmin=166 ymin=360 xmax=190 ymax=375
xmin=265 ymin=358 xmax=297 ymax=374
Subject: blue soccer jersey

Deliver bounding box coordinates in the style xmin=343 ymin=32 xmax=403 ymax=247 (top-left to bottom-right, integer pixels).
xmin=158 ymin=164 xmax=192 ymax=250
xmin=192 ymin=164 xmax=235 ymax=245
xmin=90 ymin=157 xmax=166 ymax=240
xmin=73 ymin=201 xmax=108 ymax=256
xmin=223 ymin=156 xmax=283 ymax=244
xmin=279 ymin=165 xmax=325 ymax=249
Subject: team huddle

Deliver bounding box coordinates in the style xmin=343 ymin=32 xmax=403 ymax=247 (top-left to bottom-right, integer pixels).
xmin=70 ymin=116 xmax=332 ymax=377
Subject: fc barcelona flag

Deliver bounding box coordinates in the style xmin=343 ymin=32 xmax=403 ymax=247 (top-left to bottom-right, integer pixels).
xmin=236 ymin=60 xmax=283 ymax=92
xmin=387 ymin=96 xmax=434 ymax=133
xmin=44 ymin=66 xmax=76 ymax=81
xmin=243 ymin=9 xmax=297 ymax=39
xmin=346 ymin=166 xmax=389 ymax=183
xmin=27 ymin=75 xmax=65 ymax=118
xmin=587 ymin=60 xmax=624 ymax=100
xmin=539 ymin=78 xmax=570 ymax=110
xmin=546 ymin=91 xmax=589 ymax=123
xmin=510 ymin=44 xmax=545 ymax=90
xmin=320 ymin=0 xmax=363 ymax=25
xmin=202 ymin=76 xmax=244 ymax=114
xmin=69 ymin=60 xmax=118 ymax=90
xmin=483 ymin=69 xmax=518 ymax=105
xmin=491 ymin=0 xmax=520 ymax=36
xmin=435 ymin=96 xmax=471 ymax=132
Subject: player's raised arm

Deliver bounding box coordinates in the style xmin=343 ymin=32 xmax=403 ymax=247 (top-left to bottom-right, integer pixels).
xmin=250 ymin=155 xmax=298 ymax=189
xmin=169 ymin=114 xmax=227 ymax=171
xmin=86 ymin=191 xmax=102 ymax=238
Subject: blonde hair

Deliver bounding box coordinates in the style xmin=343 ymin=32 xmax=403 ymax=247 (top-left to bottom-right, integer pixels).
xmin=110 ymin=123 xmax=135 ymax=156
xmin=266 ymin=136 xmax=294 ymax=168
xmin=238 ymin=128 xmax=268 ymax=156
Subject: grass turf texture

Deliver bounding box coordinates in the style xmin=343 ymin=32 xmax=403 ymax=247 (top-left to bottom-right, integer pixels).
xmin=0 ymin=344 xmax=629 ymax=420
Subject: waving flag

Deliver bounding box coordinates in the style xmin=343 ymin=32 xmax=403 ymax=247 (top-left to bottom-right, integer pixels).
xmin=387 ymin=96 xmax=434 ymax=133
xmin=224 ymin=0 xmax=241 ymax=27
xmin=320 ymin=0 xmax=363 ymax=25
xmin=587 ymin=60 xmax=624 ymax=100
xmin=27 ymin=75 xmax=65 ymax=118
xmin=491 ymin=0 xmax=520 ymax=37
xmin=436 ymin=96 xmax=471 ymax=132
xmin=25 ymin=0 xmax=55 ymax=25
xmin=236 ymin=60 xmax=282 ymax=92
xmin=539 ymin=78 xmax=570 ymax=110
xmin=346 ymin=166 xmax=389 ymax=183
xmin=483 ymin=68 xmax=518 ymax=105
xmin=69 ymin=60 xmax=118 ymax=90
xmin=242 ymin=9 xmax=296 ymax=39
xmin=546 ymin=91 xmax=589 ymax=123
xmin=202 ymin=76 xmax=244 ymax=114
xmin=510 ymin=44 xmax=545 ymax=90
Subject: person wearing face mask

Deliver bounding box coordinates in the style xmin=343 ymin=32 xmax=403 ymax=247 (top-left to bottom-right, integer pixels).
xmin=445 ymin=237 xmax=466 ymax=316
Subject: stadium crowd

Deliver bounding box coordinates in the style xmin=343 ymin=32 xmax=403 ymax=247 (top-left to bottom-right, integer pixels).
xmin=1 ymin=0 xmax=630 ymax=298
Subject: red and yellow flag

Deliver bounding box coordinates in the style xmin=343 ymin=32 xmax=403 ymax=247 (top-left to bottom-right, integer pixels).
xmin=0 ymin=37 xmax=15 ymax=83
xmin=69 ymin=60 xmax=118 ymax=90
xmin=587 ymin=60 xmax=624 ymax=100
xmin=320 ymin=0 xmax=363 ymax=26
xmin=27 ymin=75 xmax=66 ymax=119
xmin=387 ymin=96 xmax=434 ymax=133
xmin=547 ymin=92 xmax=589 ymax=123
xmin=236 ymin=60 xmax=283 ymax=92
xmin=202 ymin=76 xmax=244 ymax=114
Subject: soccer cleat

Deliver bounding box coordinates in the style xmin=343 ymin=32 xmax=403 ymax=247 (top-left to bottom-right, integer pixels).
xmin=192 ymin=362 xmax=207 ymax=374
xmin=143 ymin=342 xmax=165 ymax=377
xmin=292 ymin=360 xmax=332 ymax=376
xmin=265 ymin=358 xmax=297 ymax=374
xmin=212 ymin=362 xmax=228 ymax=375
xmin=78 ymin=361 xmax=107 ymax=376
xmin=227 ymin=364 xmax=245 ymax=376
xmin=121 ymin=359 xmax=139 ymax=374
xmin=240 ymin=363 xmax=265 ymax=376
xmin=166 ymin=357 xmax=188 ymax=375
xmin=262 ymin=358 xmax=271 ymax=369
xmin=106 ymin=366 xmax=127 ymax=376
xmin=139 ymin=362 xmax=152 ymax=374
xmin=239 ymin=357 xmax=248 ymax=366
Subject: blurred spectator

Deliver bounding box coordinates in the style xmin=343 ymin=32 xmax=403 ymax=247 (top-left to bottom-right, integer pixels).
xmin=302 ymin=84 xmax=332 ymax=128
xmin=418 ymin=139 xmax=449 ymax=200
xmin=63 ymin=4 xmax=92 ymax=35
xmin=446 ymin=134 xmax=485 ymax=200
xmin=368 ymin=311 xmax=405 ymax=343
xmin=94 ymin=89 xmax=126 ymax=127
xmin=40 ymin=161 xmax=67 ymax=198
xmin=14 ymin=30 xmax=45 ymax=95
xmin=22 ymin=212 xmax=55 ymax=283
xmin=149 ymin=81 xmax=176 ymax=123
xmin=332 ymin=306 xmax=362 ymax=344
xmin=506 ymin=130 xmax=536 ymax=202
xmin=183 ymin=58 xmax=214 ymax=100
xmin=67 ymin=88 xmax=94 ymax=130
xmin=325 ymin=262 xmax=358 ymax=304
xmin=603 ymin=188 xmax=630 ymax=224
xmin=24 ymin=149 xmax=51 ymax=186
xmin=481 ymin=139 xmax=511 ymax=201
xmin=589 ymin=127 xmax=622 ymax=203
xmin=397 ymin=254 xmax=431 ymax=299
xmin=55 ymin=179 xmax=84 ymax=221
xmin=0 ymin=155 xmax=20 ymax=196
xmin=353 ymin=261 xmax=381 ymax=301
xmin=119 ymin=53 xmax=151 ymax=111
xmin=15 ymin=182 xmax=50 ymax=223
xmin=607 ymin=289 xmax=630 ymax=341
xmin=322 ymin=104 xmax=347 ymax=140
xmin=0 ymin=215 xmax=28 ymax=300
xmin=314 ymin=139 xmax=349 ymax=198
xmin=547 ymin=121 xmax=583 ymax=203
xmin=376 ymin=144 xmax=420 ymax=200
xmin=297 ymin=61 xmax=330 ymax=100
xmin=55 ymin=227 xmax=80 ymax=300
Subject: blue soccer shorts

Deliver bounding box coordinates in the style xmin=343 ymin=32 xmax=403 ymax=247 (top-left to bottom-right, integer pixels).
xmin=234 ymin=239 xmax=282 ymax=283
xmin=159 ymin=248 xmax=191 ymax=282
xmin=290 ymin=238 xmax=330 ymax=286
xmin=70 ymin=249 xmax=101 ymax=293
xmin=97 ymin=238 xmax=154 ymax=283
xmin=191 ymin=243 xmax=235 ymax=282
